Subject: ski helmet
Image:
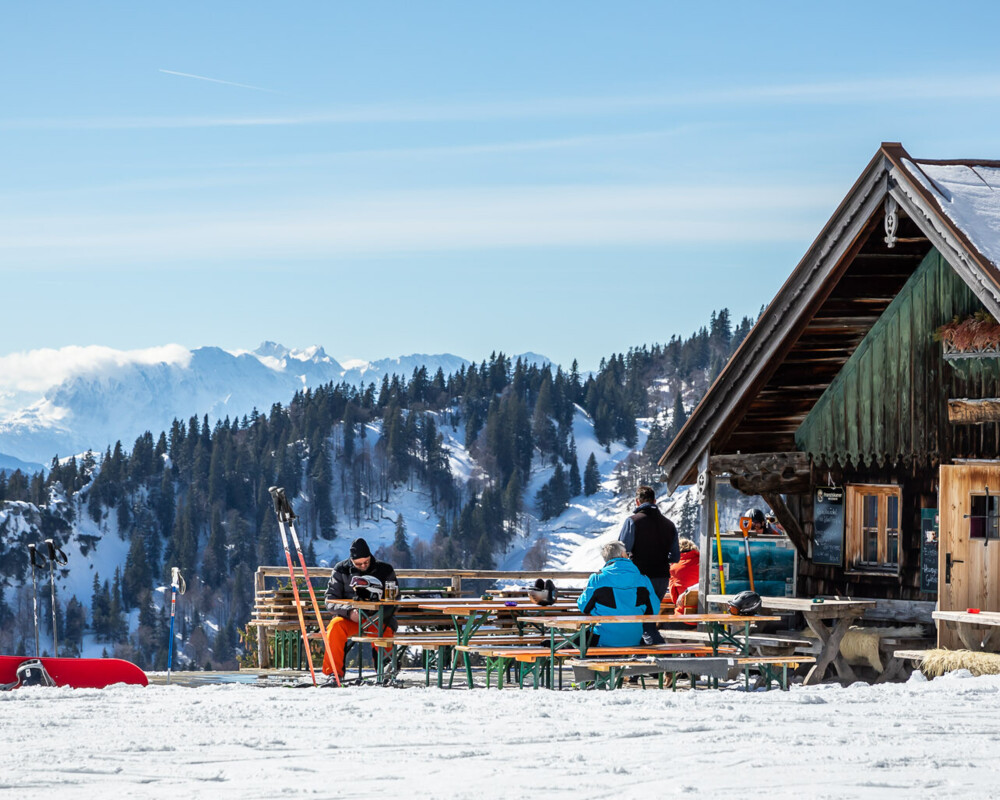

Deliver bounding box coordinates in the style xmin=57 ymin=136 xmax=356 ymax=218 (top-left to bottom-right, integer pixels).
xmin=746 ymin=508 xmax=766 ymax=527
xmin=727 ymin=590 xmax=762 ymax=616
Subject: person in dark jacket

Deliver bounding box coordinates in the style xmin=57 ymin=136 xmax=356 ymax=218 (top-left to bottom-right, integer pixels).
xmin=618 ymin=485 xmax=679 ymax=643
xmin=322 ymin=537 xmax=398 ymax=680
xmin=577 ymin=541 xmax=657 ymax=647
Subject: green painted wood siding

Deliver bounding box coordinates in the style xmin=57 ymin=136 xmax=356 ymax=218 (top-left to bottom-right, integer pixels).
xmin=796 ymin=248 xmax=1000 ymax=466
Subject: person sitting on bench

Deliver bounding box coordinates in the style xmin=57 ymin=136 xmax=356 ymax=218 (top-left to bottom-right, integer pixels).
xmin=577 ymin=541 xmax=657 ymax=648
xmin=668 ymin=538 xmax=700 ymax=614
xmin=323 ymin=537 xmax=398 ymax=681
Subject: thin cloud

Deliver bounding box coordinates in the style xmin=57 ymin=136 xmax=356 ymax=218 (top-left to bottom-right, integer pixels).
xmin=3 ymin=73 xmax=1000 ymax=131
xmin=0 ymin=182 xmax=838 ymax=265
xmin=216 ymin=126 xmax=713 ymax=170
xmin=159 ymin=69 xmax=278 ymax=94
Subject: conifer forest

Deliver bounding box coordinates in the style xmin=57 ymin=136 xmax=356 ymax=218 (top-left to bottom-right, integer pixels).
xmin=0 ymin=310 xmax=751 ymax=668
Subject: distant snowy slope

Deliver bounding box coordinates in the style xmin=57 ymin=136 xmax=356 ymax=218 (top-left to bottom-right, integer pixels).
xmin=0 ymin=344 xmax=503 ymax=465
xmin=0 ymin=452 xmax=44 ymax=475
xmin=341 ymin=353 xmax=471 ymax=385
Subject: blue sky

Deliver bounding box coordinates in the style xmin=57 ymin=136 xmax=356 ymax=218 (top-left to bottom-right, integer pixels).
xmin=5 ymin=2 xmax=1000 ymax=371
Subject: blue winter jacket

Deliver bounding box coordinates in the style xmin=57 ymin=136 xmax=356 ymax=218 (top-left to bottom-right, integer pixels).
xmin=576 ymin=557 xmax=657 ymax=647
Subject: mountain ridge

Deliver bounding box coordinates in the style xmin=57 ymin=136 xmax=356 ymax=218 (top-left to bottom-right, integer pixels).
xmin=0 ymin=343 xmax=548 ymax=465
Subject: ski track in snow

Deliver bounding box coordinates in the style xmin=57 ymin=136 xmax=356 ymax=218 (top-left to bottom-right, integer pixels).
xmin=2 ymin=672 xmax=1000 ymax=798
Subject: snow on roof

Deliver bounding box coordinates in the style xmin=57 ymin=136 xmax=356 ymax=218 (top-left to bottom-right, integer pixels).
xmin=903 ymin=158 xmax=1000 ymax=269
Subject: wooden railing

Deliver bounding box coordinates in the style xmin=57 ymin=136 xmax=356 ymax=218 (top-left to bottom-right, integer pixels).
xmin=252 ymin=566 xmax=592 ymax=668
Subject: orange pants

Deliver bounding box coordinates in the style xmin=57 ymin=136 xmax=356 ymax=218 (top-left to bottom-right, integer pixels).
xmin=323 ymin=616 xmax=395 ymax=676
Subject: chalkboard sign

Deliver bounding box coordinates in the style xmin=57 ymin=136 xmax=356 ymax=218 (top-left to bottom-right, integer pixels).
xmin=920 ymin=508 xmax=939 ymax=594
xmin=813 ymin=487 xmax=844 ymax=566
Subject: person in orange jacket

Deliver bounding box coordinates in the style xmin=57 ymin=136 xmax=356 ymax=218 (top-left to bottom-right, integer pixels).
xmin=668 ymin=538 xmax=700 ymax=614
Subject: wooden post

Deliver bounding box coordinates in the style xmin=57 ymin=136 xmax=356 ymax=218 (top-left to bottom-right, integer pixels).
xmin=697 ymin=449 xmax=714 ymax=613
xmin=450 ymin=575 xmax=462 ymax=596
xmin=254 ymin=567 xmax=270 ymax=668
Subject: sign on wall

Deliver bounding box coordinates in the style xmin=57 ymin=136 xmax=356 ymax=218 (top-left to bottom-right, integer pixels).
xmin=920 ymin=508 xmax=939 ymax=594
xmin=813 ymin=486 xmax=845 ymax=566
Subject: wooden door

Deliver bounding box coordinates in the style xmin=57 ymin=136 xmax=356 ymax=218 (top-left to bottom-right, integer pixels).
xmin=938 ymin=464 xmax=1000 ymax=649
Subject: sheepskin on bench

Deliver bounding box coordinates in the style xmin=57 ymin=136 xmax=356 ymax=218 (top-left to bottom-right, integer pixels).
xmin=921 ymin=649 xmax=1000 ymax=678
xmin=800 ymin=625 xmax=926 ymax=672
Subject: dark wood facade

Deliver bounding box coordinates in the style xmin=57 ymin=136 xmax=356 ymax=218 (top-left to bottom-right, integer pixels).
xmin=658 ymin=143 xmax=1000 ymax=608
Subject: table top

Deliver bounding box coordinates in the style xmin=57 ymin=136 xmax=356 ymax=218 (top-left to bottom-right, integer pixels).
xmin=324 ymin=597 xmax=427 ymax=609
xmin=418 ymin=601 xmax=579 ymax=613
xmin=326 ymin=596 xmax=547 ymax=609
xmin=522 ymin=613 xmax=780 ymax=629
xmin=933 ymin=609 xmax=1000 ymax=625
xmin=706 ymin=594 xmax=878 ymax=614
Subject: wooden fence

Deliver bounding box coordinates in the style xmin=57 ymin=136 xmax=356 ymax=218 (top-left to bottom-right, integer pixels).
xmin=252 ymin=566 xmax=592 ymax=668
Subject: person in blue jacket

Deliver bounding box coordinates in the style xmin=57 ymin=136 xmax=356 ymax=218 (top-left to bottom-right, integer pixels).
xmin=577 ymin=541 xmax=658 ymax=647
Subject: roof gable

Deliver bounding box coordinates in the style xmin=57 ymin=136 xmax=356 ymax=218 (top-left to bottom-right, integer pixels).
xmin=659 ymin=143 xmax=1000 ymax=492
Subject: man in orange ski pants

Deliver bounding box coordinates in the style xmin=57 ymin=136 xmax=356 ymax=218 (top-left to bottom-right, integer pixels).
xmin=323 ymin=538 xmax=398 ymax=680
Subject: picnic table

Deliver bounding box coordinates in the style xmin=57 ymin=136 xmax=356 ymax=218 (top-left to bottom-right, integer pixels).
xmin=519 ymin=613 xmax=778 ymax=688
xmin=417 ymin=599 xmax=580 ymax=686
xmin=707 ymin=595 xmax=877 ymax=685
xmin=932 ymin=609 xmax=1000 ymax=651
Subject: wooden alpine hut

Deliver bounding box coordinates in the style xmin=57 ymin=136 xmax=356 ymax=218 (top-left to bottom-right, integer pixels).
xmin=658 ymin=142 xmax=1000 ymax=650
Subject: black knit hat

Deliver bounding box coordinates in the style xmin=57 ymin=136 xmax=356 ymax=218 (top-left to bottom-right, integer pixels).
xmin=349 ymin=537 xmax=372 ymax=559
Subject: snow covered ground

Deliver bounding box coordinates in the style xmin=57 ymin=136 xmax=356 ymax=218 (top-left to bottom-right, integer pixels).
xmin=4 ymin=671 xmax=1000 ymax=799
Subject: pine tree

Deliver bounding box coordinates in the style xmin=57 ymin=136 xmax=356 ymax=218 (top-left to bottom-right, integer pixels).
xmin=122 ymin=532 xmax=151 ymax=610
xmin=391 ymin=514 xmax=412 ymax=568
xmin=566 ymin=436 xmax=581 ymax=494
xmin=584 ymin=452 xmax=600 ymax=496
xmin=669 ymin=391 xmax=688 ymax=439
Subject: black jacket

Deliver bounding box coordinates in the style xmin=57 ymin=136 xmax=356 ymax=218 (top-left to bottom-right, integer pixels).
xmin=324 ymin=556 xmax=399 ymax=631
xmin=620 ymin=503 xmax=679 ymax=580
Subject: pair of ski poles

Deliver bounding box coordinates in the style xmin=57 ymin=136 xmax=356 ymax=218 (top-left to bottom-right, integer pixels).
xmin=269 ymin=486 xmax=338 ymax=687
xmin=26 ymin=540 xmax=68 ymax=657
xmin=713 ymin=507 xmax=756 ymax=594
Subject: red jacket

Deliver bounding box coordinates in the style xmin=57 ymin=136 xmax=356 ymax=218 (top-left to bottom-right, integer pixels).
xmin=669 ymin=551 xmax=700 ymax=605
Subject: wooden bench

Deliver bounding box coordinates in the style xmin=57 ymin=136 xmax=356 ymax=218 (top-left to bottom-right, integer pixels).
xmin=456 ymin=643 xmax=723 ymax=689
xmin=564 ymin=654 xmax=814 ymax=691
xmin=350 ymin=631 xmax=553 ymax=687
xmin=660 ymin=629 xmax=814 ymax=656
xmin=876 ymin=643 xmax=933 ymax=683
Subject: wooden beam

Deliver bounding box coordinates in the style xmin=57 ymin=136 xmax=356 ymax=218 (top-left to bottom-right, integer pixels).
xmin=709 ymin=451 xmax=810 ymax=477
xmin=731 ymin=473 xmax=811 ymax=494
xmin=761 ymin=491 xmax=810 ymax=559
xmin=697 ymin=449 xmax=713 ymax=614
xmin=948 ymin=398 xmax=1000 ymax=423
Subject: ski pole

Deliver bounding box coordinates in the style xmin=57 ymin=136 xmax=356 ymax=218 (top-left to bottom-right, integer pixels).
xmin=27 ymin=544 xmax=44 ymax=657
xmin=166 ymin=567 xmax=186 ymax=685
xmin=44 ymin=539 xmax=68 ymax=656
xmin=741 ymin=518 xmax=756 ymax=592
xmin=269 ymin=487 xmax=340 ymax=687
xmin=714 ymin=503 xmax=726 ymax=595
xmin=267 ymin=487 xmax=319 ymax=687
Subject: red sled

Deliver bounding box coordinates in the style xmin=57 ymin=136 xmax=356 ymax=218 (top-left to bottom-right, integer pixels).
xmin=0 ymin=654 xmax=148 ymax=689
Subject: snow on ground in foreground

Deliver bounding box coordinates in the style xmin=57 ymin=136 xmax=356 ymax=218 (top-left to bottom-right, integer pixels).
xmin=4 ymin=671 xmax=1000 ymax=799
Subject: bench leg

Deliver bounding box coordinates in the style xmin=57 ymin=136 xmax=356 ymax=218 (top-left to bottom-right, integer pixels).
xmin=803 ymin=615 xmax=858 ymax=686
xmin=874 ymin=655 xmax=908 ymax=684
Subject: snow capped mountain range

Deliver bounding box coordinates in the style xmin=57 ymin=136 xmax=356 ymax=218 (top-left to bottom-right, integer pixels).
xmin=0 ymin=343 xmax=548 ymax=467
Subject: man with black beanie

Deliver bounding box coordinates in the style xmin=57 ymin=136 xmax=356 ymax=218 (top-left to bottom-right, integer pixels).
xmin=322 ymin=537 xmax=399 ymax=680
xmin=618 ymin=485 xmax=680 ymax=644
